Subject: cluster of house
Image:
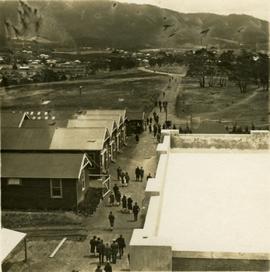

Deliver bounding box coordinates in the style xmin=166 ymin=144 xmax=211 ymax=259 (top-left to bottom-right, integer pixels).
xmin=1 ymin=109 xmax=145 ymax=211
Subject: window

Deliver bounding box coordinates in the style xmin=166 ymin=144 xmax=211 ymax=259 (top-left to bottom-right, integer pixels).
xmin=50 ymin=179 xmax=63 ymax=198
xmin=8 ymin=178 xmax=22 ymax=185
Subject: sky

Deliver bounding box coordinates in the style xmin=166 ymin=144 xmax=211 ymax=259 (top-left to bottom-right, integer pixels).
xmin=114 ymin=0 xmax=270 ymax=21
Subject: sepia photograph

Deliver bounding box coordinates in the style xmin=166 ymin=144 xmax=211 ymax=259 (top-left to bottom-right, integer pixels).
xmin=0 ymin=0 xmax=269 ymax=271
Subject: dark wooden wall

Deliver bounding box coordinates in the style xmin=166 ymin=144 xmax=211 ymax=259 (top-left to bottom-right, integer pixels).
xmin=1 ymin=178 xmax=77 ymax=210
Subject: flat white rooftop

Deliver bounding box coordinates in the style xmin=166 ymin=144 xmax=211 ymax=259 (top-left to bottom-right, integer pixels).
xmin=157 ymin=151 xmax=270 ymax=255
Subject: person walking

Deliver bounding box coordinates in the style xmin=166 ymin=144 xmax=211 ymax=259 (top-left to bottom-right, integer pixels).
xmin=159 ymin=101 xmax=162 ymax=112
xmin=116 ymin=234 xmax=126 ymax=259
xmin=125 ymin=172 xmax=130 ymax=186
xmin=109 ymin=193 xmax=115 ymax=207
xmin=127 ymin=196 xmax=133 ymax=213
xmin=122 ymin=195 xmax=127 ymax=213
xmin=96 ymin=237 xmax=101 ymax=254
xmin=135 ymin=167 xmax=140 ymax=181
xmin=135 ymin=134 xmax=139 ymax=143
xmin=121 ymin=171 xmax=126 ymax=187
xmin=104 ymin=262 xmax=112 ymax=272
xmin=148 ymin=124 xmax=152 ymax=133
xmin=153 ymin=124 xmax=157 ymax=137
xmin=157 ymin=133 xmax=161 ymax=143
xmin=117 ymin=167 xmax=122 ymax=181
xmin=104 ymin=243 xmax=112 ymax=262
xmin=133 ymin=202 xmax=140 ymax=221
xmin=90 ymin=236 xmax=97 ymax=257
xmin=111 ymin=240 xmax=118 ymax=264
xmin=108 ymin=211 xmax=115 ymax=231
xmin=115 ymin=190 xmax=121 ymax=206
xmin=97 ymin=239 xmax=105 ymax=264
xmin=113 ymin=184 xmax=119 ymax=196
xmin=139 ymin=167 xmax=144 ymax=182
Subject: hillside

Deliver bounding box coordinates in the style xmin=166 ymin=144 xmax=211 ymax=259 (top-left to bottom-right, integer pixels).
xmin=0 ymin=0 xmax=269 ymax=50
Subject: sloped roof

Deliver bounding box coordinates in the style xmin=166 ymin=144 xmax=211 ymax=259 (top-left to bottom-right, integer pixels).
xmin=1 ymin=153 xmax=85 ymax=179
xmin=1 ymin=128 xmax=54 ymax=150
xmin=127 ymin=111 xmax=145 ymax=121
xmin=1 ymin=112 xmax=29 ymax=128
xmin=50 ymin=128 xmax=110 ymax=150
xmin=0 ymin=228 xmax=26 ymax=263
xmin=77 ymin=114 xmax=123 ymax=127
xmin=85 ymin=109 xmax=127 ymax=120
xmin=21 ymin=119 xmax=68 ymax=128
xmin=67 ymin=119 xmax=117 ymax=135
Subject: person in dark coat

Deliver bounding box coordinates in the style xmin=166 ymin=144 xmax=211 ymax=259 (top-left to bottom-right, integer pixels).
xmin=104 ymin=262 xmax=112 ymax=272
xmin=149 ymin=117 xmax=152 ymax=124
xmin=113 ymin=184 xmax=119 ymax=196
xmin=117 ymin=167 xmax=122 ymax=181
xmin=97 ymin=240 xmax=105 ymax=264
xmin=115 ymin=190 xmax=121 ymax=206
xmin=153 ymin=124 xmax=157 ymax=137
xmin=148 ymin=124 xmax=152 ymax=133
xmin=133 ymin=202 xmax=140 ymax=221
xmin=108 ymin=211 xmax=115 ymax=231
xmin=104 ymin=243 xmax=112 ymax=262
xmin=135 ymin=134 xmax=139 ymax=143
xmin=127 ymin=197 xmax=133 ymax=213
xmin=122 ymin=195 xmax=127 ymax=212
xmin=135 ymin=166 xmax=140 ymax=181
xmin=111 ymin=240 xmax=118 ymax=264
xmin=159 ymin=101 xmax=162 ymax=112
xmin=109 ymin=193 xmax=115 ymax=206
xmin=139 ymin=167 xmax=144 ymax=182
xmin=95 ymin=237 xmax=101 ymax=257
xmin=116 ymin=234 xmax=126 ymax=259
xmin=90 ymin=236 xmax=96 ymax=256
xmin=121 ymin=171 xmax=126 ymax=186
xmin=125 ymin=172 xmax=130 ymax=185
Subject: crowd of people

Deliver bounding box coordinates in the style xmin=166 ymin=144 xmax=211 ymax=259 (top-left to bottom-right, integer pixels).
xmin=90 ymin=234 xmax=127 ymax=272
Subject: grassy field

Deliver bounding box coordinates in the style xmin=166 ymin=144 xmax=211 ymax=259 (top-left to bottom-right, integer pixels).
xmin=0 ymin=70 xmax=167 ymax=113
xmin=176 ymin=78 xmax=269 ymax=129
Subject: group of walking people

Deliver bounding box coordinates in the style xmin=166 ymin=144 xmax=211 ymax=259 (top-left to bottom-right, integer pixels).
xmin=116 ymin=167 xmax=130 ymax=187
xmin=147 ymin=111 xmax=162 ymax=143
xmin=90 ymin=234 xmax=127 ymax=271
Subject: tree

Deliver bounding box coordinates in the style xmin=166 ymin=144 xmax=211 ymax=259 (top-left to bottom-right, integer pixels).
xmin=186 ymin=48 xmax=217 ymax=88
xmin=255 ymin=53 xmax=269 ymax=91
xmin=231 ymin=50 xmax=254 ymax=93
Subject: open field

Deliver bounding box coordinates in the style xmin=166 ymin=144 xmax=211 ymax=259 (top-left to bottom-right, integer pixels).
xmin=176 ymin=78 xmax=269 ymax=129
xmin=0 ymin=70 xmax=167 ymax=113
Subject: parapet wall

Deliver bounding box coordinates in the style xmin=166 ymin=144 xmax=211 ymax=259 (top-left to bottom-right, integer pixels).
xmin=171 ymin=131 xmax=269 ymax=150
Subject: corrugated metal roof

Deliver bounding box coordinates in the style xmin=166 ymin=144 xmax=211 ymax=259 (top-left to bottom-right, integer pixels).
xmin=21 ymin=119 xmax=68 ymax=128
xmin=67 ymin=119 xmax=117 ymax=135
xmin=77 ymin=114 xmax=123 ymax=127
xmin=1 ymin=128 xmax=54 ymax=150
xmin=127 ymin=111 xmax=145 ymax=121
xmin=85 ymin=109 xmax=126 ymax=120
xmin=1 ymin=152 xmax=84 ymax=179
xmin=50 ymin=128 xmax=109 ymax=151
xmin=1 ymin=112 xmax=28 ymax=128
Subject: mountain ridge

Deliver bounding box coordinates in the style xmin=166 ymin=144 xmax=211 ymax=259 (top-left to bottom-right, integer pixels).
xmin=0 ymin=0 xmax=269 ymax=50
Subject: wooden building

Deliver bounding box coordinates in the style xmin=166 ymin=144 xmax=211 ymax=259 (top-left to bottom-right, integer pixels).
xmin=126 ymin=111 xmax=145 ymax=135
xmin=77 ymin=109 xmax=127 ymax=150
xmin=67 ymin=119 xmax=118 ymax=162
xmin=1 ymin=152 xmax=91 ymax=210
